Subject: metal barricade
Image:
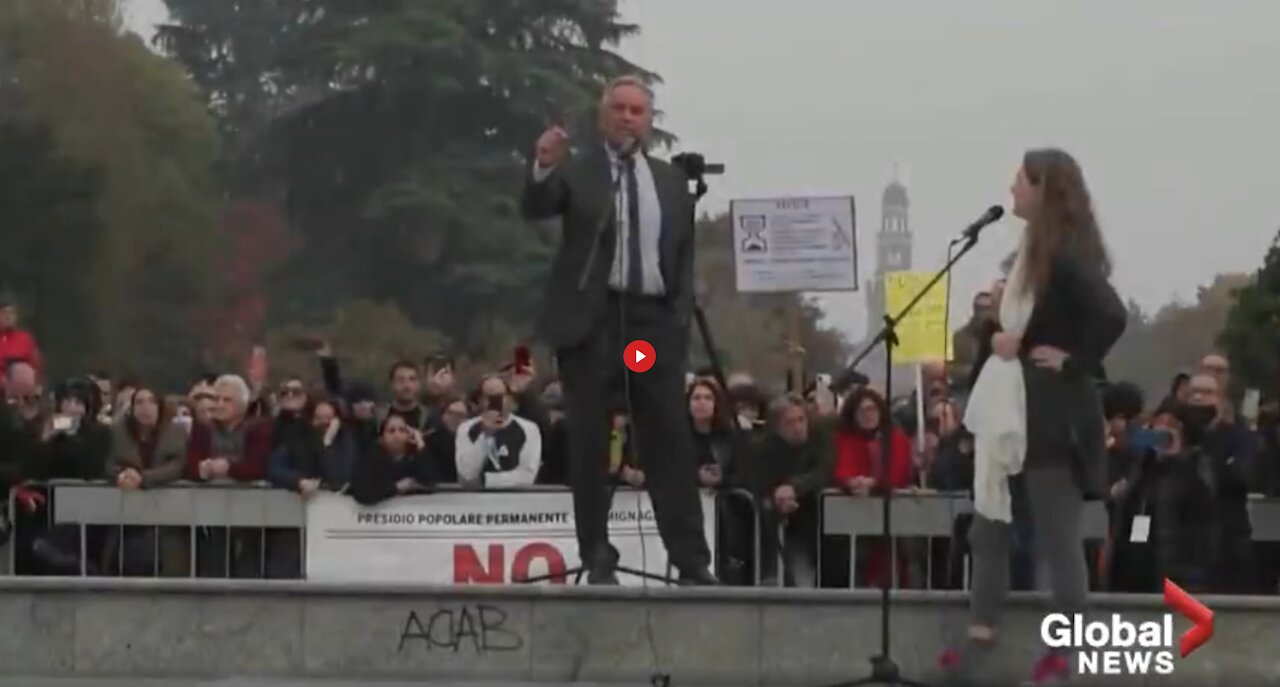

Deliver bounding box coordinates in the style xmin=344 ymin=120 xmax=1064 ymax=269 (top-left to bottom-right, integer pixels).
xmin=712 ymin=487 xmax=763 ymax=586
xmin=820 ymin=490 xmax=1112 ymax=590
xmin=45 ymin=480 xmax=304 ymax=578
xmin=821 ymin=490 xmax=1280 ymax=590
xmin=8 ymin=480 xmax=1278 ymax=587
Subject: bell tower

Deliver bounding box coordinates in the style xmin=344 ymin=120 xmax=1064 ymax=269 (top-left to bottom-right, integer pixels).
xmin=865 ymin=167 xmax=914 ymax=331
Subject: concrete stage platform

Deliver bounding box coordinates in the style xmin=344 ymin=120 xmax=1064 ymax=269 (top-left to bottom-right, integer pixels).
xmin=1 ymin=578 xmax=1277 ymax=686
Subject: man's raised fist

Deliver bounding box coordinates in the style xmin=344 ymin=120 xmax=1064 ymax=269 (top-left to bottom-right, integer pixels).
xmin=535 ymin=126 xmax=569 ymax=168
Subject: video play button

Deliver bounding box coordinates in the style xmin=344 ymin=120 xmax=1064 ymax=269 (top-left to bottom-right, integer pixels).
xmin=624 ymin=340 xmax=656 ymax=373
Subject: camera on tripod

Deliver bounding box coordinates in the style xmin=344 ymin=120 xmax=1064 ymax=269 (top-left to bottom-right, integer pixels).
xmin=671 ymin=152 xmax=725 ymax=180
xmin=671 ymin=152 xmax=724 ymax=201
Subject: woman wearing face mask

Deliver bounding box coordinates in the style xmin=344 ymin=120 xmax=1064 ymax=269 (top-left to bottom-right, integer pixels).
xmin=269 ymin=396 xmax=357 ymax=499
xmin=271 ymin=377 xmax=312 ymax=450
xmin=262 ymin=395 xmax=356 ymax=578
xmin=940 ymin=150 xmax=1127 ymax=685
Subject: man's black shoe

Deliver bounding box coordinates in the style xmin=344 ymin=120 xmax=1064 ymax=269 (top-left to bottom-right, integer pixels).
xmin=677 ymin=568 xmax=719 ymax=586
xmin=586 ymin=544 xmax=620 ymax=585
xmin=587 ymin=568 xmax=620 ymax=585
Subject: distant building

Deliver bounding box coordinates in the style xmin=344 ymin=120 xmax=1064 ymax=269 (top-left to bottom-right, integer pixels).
xmin=864 ymin=177 xmax=914 ymax=332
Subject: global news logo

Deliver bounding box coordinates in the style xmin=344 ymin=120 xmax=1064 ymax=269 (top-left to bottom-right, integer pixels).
xmin=1039 ymin=579 xmax=1214 ymax=676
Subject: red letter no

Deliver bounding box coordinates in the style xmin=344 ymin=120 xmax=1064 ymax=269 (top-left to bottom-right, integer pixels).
xmin=511 ymin=543 xmax=567 ymax=584
xmin=453 ymin=544 xmax=504 ymax=584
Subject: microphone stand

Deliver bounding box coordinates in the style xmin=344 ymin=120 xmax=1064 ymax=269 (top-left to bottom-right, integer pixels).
xmin=676 ymin=160 xmax=795 ymax=588
xmin=822 ymin=229 xmax=983 ymax=687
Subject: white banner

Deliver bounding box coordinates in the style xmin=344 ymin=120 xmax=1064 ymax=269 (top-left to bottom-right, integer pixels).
xmin=304 ymin=489 xmax=717 ymax=586
xmin=730 ymin=195 xmax=858 ymax=293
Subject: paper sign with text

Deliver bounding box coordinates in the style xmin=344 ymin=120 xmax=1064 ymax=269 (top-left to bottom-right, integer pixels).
xmin=883 ymin=270 xmax=952 ymax=363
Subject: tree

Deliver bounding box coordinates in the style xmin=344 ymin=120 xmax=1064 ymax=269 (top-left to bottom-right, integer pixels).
xmin=157 ymin=0 xmax=658 ymax=361
xmin=263 ymin=299 xmax=448 ymax=389
xmin=1107 ymin=273 xmax=1250 ymax=401
xmin=0 ymin=120 xmax=106 ymax=376
xmin=0 ymin=0 xmax=222 ymax=385
xmin=1219 ymin=228 xmax=1280 ymax=397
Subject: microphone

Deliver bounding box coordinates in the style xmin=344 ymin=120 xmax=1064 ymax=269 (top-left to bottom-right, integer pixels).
xmin=952 ymin=205 xmax=1004 ymax=245
xmin=831 ymin=368 xmax=870 ymax=394
xmin=617 ymin=135 xmax=642 ymax=160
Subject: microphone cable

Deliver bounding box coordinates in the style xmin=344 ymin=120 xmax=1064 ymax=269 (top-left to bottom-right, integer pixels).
xmin=611 ymin=150 xmax=668 ymax=686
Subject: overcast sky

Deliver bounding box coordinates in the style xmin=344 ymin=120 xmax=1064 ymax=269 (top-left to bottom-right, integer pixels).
xmin=125 ymin=0 xmax=1280 ymax=344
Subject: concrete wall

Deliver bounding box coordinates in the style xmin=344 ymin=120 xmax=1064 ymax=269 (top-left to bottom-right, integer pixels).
xmin=1 ymin=578 xmax=1277 ymax=686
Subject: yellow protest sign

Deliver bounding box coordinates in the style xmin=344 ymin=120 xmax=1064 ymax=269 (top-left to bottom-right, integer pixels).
xmin=883 ymin=271 xmax=952 ymax=363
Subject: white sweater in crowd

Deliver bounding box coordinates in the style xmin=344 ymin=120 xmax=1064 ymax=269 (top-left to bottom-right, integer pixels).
xmin=455 ymin=414 xmax=542 ymax=488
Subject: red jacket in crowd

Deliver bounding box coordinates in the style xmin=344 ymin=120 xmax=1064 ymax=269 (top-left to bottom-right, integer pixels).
xmin=185 ymin=419 xmax=272 ymax=482
xmin=832 ymin=426 xmax=915 ymax=489
xmin=832 ymin=425 xmax=917 ymax=589
xmin=0 ymin=327 xmax=42 ymax=374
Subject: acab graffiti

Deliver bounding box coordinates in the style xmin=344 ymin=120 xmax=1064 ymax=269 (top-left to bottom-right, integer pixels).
xmin=397 ymin=603 xmax=524 ymax=655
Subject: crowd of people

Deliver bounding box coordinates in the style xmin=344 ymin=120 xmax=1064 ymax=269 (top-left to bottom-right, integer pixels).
xmin=0 ymin=288 xmax=1278 ymax=593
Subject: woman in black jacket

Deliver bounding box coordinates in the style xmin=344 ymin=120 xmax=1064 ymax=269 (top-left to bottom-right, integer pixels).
xmin=941 ymin=149 xmax=1127 ymax=685
xmin=349 ymin=414 xmax=436 ymax=505
xmin=268 ymin=396 xmax=357 ymax=496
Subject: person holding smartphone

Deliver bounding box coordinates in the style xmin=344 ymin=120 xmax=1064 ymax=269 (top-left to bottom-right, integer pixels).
xmin=34 ymin=378 xmax=111 ymax=481
xmin=455 ymin=376 xmax=541 ymax=489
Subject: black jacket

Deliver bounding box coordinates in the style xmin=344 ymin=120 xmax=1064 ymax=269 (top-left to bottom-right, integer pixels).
xmin=25 ymin=421 xmax=113 ymax=482
xmin=0 ymin=404 xmax=41 ymax=486
xmin=349 ymin=443 xmax=436 ymax=506
xmin=1201 ymin=421 xmax=1260 ymax=533
xmin=268 ymin=422 xmax=357 ymax=492
xmin=520 ymin=147 xmax=697 ymax=349
xmin=996 ymin=249 xmax=1125 ymax=495
xmin=742 ymin=417 xmax=837 ymax=502
xmin=1151 ymin=450 xmax=1219 ymax=592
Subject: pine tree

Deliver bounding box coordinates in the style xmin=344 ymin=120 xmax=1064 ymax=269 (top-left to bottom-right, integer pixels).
xmin=1218 ymin=228 xmax=1280 ymax=396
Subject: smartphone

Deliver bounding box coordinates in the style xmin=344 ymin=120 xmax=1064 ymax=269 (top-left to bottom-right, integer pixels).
xmin=52 ymin=415 xmax=74 ymax=432
xmin=1130 ymin=427 xmax=1173 ymax=452
xmin=514 ymin=345 xmax=532 ymax=372
xmin=288 ymin=334 xmax=326 ymax=352
xmin=1242 ymin=389 xmax=1261 ymax=422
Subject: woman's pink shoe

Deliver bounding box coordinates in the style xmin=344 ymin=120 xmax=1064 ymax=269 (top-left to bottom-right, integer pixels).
xmin=1027 ymin=650 xmax=1071 ymax=684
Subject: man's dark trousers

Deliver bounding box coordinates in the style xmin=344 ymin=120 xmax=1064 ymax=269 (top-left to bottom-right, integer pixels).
xmin=557 ymin=292 xmax=710 ymax=575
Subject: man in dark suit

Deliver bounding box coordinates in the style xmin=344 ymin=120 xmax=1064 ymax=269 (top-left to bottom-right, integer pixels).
xmin=520 ymin=75 xmax=715 ymax=585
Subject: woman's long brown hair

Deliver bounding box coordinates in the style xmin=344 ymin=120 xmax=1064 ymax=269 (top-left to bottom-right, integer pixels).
xmin=1021 ymin=148 xmax=1112 ymax=293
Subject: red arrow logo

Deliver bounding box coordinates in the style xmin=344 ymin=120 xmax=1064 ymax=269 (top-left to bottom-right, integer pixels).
xmin=1163 ymin=578 xmax=1213 ymax=657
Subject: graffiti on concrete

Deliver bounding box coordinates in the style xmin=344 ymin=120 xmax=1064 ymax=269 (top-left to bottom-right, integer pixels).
xmin=398 ymin=603 xmax=524 ymax=654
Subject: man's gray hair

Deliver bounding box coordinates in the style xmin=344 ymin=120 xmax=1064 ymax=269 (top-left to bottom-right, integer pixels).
xmin=214 ymin=374 xmax=251 ymax=407
xmin=601 ymin=74 xmax=655 ymax=107
xmin=767 ymin=393 xmax=806 ymax=426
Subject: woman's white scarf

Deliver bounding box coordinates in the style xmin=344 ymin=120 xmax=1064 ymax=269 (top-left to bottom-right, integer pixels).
xmin=966 ymin=235 xmax=1036 ymax=522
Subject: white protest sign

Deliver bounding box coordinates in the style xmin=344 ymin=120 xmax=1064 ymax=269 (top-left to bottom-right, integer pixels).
xmin=730 ymin=196 xmax=857 ymax=292
xmin=305 ymin=490 xmax=716 ymax=586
